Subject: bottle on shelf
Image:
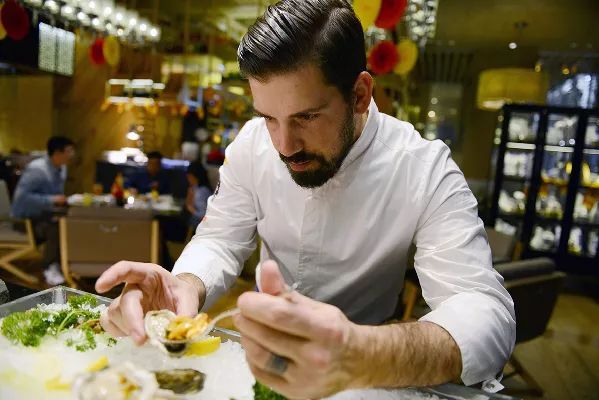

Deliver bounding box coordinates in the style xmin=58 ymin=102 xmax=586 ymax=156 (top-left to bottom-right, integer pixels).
xmin=111 ymin=172 xmax=125 ymax=207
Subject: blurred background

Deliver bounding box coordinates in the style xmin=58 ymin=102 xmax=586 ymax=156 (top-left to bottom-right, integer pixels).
xmin=0 ymin=1 xmax=597 ymax=399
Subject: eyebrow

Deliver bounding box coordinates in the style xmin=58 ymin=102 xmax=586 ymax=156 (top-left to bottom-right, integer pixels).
xmin=254 ymin=102 xmax=329 ymax=119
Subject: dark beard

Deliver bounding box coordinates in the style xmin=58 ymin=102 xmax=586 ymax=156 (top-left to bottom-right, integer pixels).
xmin=280 ymin=109 xmax=356 ymax=188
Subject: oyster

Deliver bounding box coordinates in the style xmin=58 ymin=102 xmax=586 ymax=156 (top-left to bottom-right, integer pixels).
xmin=73 ymin=362 xmax=205 ymax=400
xmin=144 ymin=310 xmax=210 ymax=356
xmin=154 ymin=369 xmax=205 ymax=394
xmin=72 ymin=362 xmax=158 ymax=400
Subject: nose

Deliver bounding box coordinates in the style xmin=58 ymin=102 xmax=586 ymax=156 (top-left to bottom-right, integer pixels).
xmin=273 ymin=122 xmax=302 ymax=157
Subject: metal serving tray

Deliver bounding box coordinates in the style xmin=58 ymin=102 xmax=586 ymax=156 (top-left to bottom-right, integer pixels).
xmin=0 ymin=286 xmax=243 ymax=343
xmin=0 ymin=287 xmax=520 ymax=400
xmin=0 ymin=286 xmax=112 ymax=316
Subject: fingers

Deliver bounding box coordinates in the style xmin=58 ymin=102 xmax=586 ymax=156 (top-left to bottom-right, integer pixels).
xmin=242 ymin=335 xmax=293 ymax=392
xmin=259 ymin=260 xmax=287 ymax=296
xmin=95 ymin=261 xmax=155 ymax=293
xmin=237 ymin=291 xmax=318 ymax=339
xmin=234 ymin=314 xmax=305 ymax=360
xmin=247 ymin=361 xmax=290 ymax=395
xmin=120 ymin=286 xmax=147 ymax=344
xmin=100 ymin=308 xmax=126 ymax=337
xmin=101 ymin=284 xmax=147 ymax=345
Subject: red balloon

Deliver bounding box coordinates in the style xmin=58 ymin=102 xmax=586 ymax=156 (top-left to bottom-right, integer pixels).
xmin=89 ymin=38 xmax=106 ymax=65
xmin=375 ymin=0 xmax=408 ymax=30
xmin=0 ymin=0 xmax=30 ymax=41
xmin=368 ymin=40 xmax=399 ymax=75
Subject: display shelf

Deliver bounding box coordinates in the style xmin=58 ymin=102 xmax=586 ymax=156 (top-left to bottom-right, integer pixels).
xmin=506 ymin=142 xmax=536 ymax=151
xmin=503 ymin=175 xmax=529 ymax=183
xmin=490 ymin=104 xmax=599 ymax=272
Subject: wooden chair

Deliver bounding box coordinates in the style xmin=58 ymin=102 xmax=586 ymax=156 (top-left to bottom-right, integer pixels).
xmin=59 ymin=207 xmax=159 ymax=288
xmin=0 ymin=180 xmax=39 ymax=284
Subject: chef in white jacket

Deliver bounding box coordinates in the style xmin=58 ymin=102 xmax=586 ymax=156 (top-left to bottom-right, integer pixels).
xmin=97 ymin=1 xmax=516 ymax=398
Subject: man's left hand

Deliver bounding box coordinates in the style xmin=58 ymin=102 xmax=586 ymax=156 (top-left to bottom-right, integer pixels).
xmin=234 ymin=261 xmax=362 ymax=399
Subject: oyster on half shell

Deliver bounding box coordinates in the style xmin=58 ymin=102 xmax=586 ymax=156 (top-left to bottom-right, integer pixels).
xmin=72 ymin=362 xmax=205 ymax=400
xmin=144 ymin=310 xmax=210 ymax=356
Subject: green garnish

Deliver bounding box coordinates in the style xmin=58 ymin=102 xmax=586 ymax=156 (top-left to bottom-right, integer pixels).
xmin=66 ymin=325 xmax=97 ymax=352
xmin=1 ymin=309 xmax=51 ymax=347
xmin=253 ymin=382 xmax=287 ymax=400
xmin=67 ymin=294 xmax=98 ymax=309
xmin=1 ymin=294 xmax=104 ymax=350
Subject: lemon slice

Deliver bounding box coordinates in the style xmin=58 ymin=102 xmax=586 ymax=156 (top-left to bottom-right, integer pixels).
xmin=185 ymin=336 xmax=221 ymax=356
xmin=86 ymin=356 xmax=109 ymax=372
xmin=45 ymin=376 xmax=71 ymax=391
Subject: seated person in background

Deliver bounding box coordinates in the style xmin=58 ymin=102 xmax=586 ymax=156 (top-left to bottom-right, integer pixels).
xmin=11 ymin=136 xmax=75 ymax=285
xmin=185 ymin=161 xmax=213 ymax=230
xmin=126 ymin=151 xmax=171 ymax=195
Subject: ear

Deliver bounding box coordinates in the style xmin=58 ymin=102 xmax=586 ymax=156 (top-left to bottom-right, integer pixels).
xmin=353 ymin=71 xmax=374 ymax=114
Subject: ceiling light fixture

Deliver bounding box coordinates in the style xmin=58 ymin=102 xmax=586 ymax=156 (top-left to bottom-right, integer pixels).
xmin=19 ymin=0 xmax=161 ymax=45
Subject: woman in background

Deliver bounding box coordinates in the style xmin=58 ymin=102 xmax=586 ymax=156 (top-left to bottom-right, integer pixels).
xmin=185 ymin=161 xmax=213 ymax=230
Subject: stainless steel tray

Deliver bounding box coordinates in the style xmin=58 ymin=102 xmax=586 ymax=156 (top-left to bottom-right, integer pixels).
xmin=0 ymin=285 xmax=241 ymax=343
xmin=0 ymin=286 xmax=112 ymax=317
xmin=0 ymin=287 xmax=520 ymax=400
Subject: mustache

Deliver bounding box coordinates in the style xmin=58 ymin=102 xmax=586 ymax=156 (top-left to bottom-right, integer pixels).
xmin=279 ymin=151 xmax=321 ymax=164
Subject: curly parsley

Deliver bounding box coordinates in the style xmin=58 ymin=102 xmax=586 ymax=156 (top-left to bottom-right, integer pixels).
xmin=67 ymin=294 xmax=98 ymax=309
xmin=1 ymin=294 xmax=105 ymax=351
xmin=1 ymin=309 xmax=51 ymax=347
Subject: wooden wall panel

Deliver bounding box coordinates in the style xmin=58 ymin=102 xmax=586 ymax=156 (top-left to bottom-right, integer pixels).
xmin=53 ymin=34 xmax=179 ymax=193
xmin=1 ymin=33 xmax=182 ymax=194
xmin=0 ymin=76 xmax=53 ymax=153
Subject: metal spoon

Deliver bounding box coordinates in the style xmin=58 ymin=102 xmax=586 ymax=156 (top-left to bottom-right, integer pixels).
xmin=161 ymin=282 xmax=299 ymax=356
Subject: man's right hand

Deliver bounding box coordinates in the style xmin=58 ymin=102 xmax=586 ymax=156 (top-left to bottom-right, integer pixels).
xmin=52 ymin=194 xmax=67 ymax=206
xmin=95 ymin=261 xmax=205 ymax=345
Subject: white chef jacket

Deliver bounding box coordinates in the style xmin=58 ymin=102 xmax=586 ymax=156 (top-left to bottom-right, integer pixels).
xmin=173 ymin=99 xmax=516 ymax=386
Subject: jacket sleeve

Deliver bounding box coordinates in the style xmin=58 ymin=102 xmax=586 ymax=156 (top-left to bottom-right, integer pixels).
xmin=172 ymin=121 xmax=260 ymax=309
xmin=413 ymin=141 xmax=516 ymax=386
xmin=10 ymin=167 xmax=54 ymax=218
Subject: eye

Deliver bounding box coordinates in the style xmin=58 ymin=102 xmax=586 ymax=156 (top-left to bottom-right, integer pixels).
xmin=299 ymin=113 xmax=319 ymax=121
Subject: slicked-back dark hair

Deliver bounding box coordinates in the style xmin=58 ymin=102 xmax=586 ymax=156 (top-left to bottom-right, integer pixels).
xmin=237 ymin=0 xmax=366 ymax=101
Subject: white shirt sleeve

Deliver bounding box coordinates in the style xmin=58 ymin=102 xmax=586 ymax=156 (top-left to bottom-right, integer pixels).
xmin=172 ymin=122 xmax=259 ymax=309
xmin=413 ymin=142 xmax=516 ymax=386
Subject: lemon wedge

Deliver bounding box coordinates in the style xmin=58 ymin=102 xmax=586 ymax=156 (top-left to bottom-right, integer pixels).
xmin=86 ymin=356 xmax=109 ymax=372
xmin=185 ymin=336 xmax=221 ymax=356
xmin=45 ymin=376 xmax=71 ymax=391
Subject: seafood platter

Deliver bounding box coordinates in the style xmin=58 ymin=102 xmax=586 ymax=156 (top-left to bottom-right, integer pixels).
xmin=0 ymin=286 xmax=519 ymax=400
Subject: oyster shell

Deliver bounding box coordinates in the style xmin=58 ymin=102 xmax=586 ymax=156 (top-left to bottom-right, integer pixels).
xmin=144 ymin=310 xmax=210 ymax=356
xmin=72 ymin=362 xmax=205 ymax=400
xmin=72 ymin=362 xmax=158 ymax=400
xmin=154 ymin=368 xmax=205 ymax=394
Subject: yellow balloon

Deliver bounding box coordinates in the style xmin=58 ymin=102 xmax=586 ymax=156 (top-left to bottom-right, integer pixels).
xmin=353 ymin=0 xmax=382 ymax=30
xmin=0 ymin=4 xmax=7 ymax=41
xmin=394 ymin=39 xmax=418 ymax=75
xmin=103 ymin=35 xmax=121 ymax=67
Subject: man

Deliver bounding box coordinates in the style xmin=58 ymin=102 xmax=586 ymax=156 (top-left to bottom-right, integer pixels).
xmin=11 ymin=136 xmax=75 ymax=285
xmin=96 ymin=1 xmax=515 ymax=398
xmin=126 ymin=151 xmax=171 ymax=195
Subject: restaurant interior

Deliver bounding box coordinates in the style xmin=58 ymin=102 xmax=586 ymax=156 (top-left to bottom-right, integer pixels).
xmin=0 ymin=0 xmax=598 ymax=399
